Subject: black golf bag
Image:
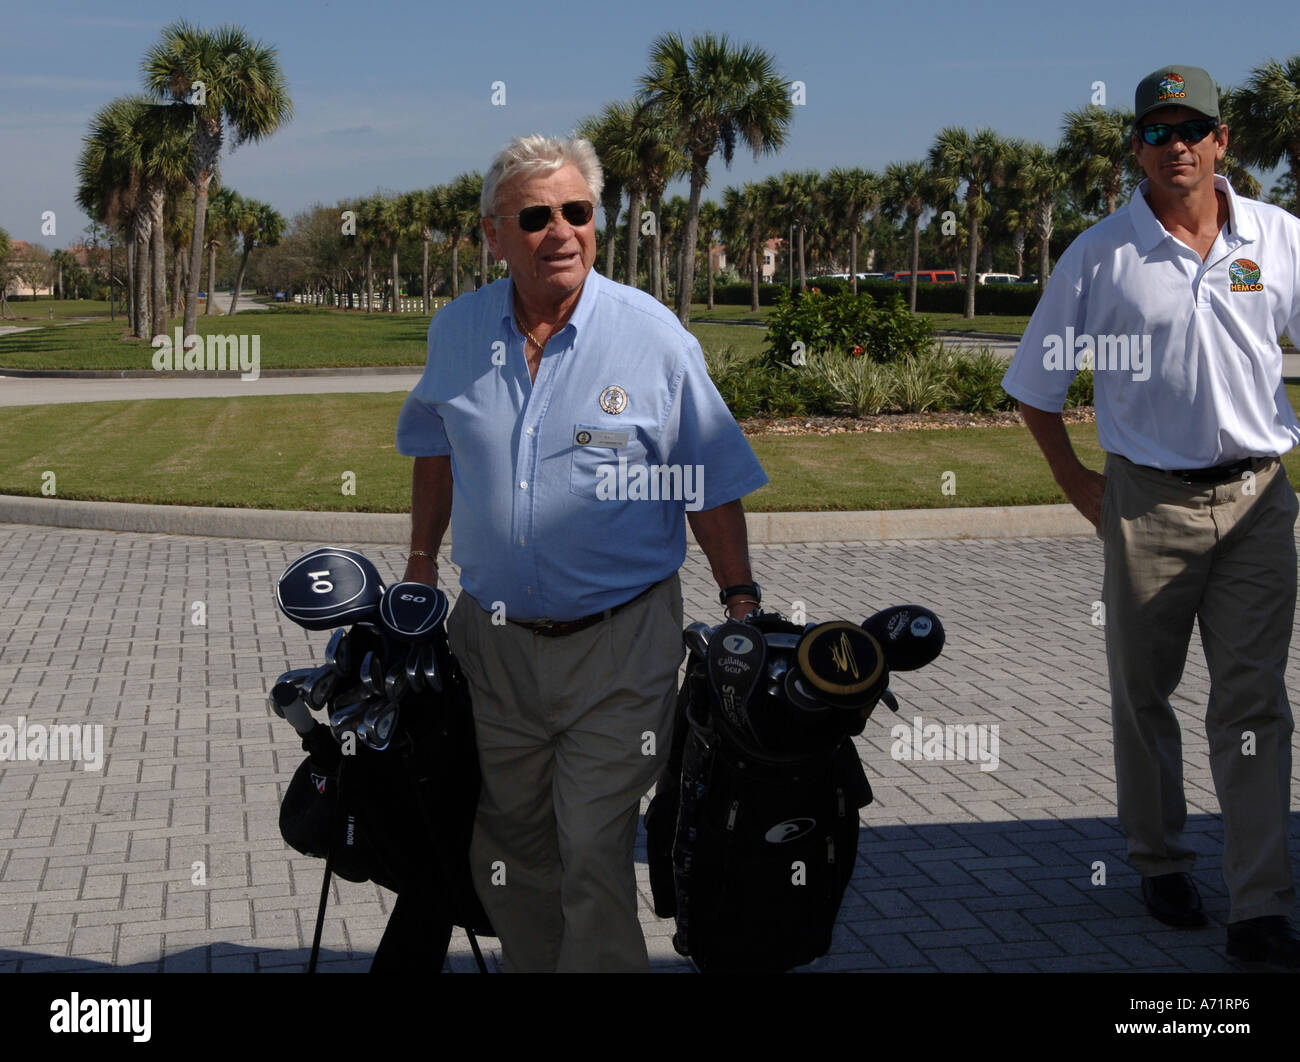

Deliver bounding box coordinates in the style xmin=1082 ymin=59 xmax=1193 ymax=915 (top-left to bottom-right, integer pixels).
xmin=272 ymin=548 xmax=493 ymax=973
xmin=646 ymin=605 xmax=943 ymax=973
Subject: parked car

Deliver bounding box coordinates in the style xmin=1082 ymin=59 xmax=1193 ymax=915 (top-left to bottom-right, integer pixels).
xmin=892 ymin=269 xmax=959 ymax=284
xmin=977 ymin=272 xmax=1020 ymax=285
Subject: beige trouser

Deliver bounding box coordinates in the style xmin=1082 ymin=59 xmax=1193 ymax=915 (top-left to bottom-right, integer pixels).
xmin=446 ymin=574 xmax=684 ymax=972
xmin=1100 ymin=454 xmax=1297 ymax=922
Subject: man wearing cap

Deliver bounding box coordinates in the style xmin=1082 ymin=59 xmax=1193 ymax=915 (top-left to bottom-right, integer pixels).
xmin=1002 ymin=65 xmax=1300 ymax=967
xmin=394 ymin=134 xmax=768 ymax=972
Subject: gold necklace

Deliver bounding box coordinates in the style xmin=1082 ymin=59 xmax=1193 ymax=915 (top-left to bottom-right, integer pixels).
xmin=517 ymin=317 xmax=545 ymax=350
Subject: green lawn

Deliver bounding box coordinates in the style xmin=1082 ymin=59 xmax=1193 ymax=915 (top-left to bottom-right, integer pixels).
xmin=0 ymin=304 xmax=770 ymax=371
xmin=1 ymin=297 xmax=115 ymax=322
xmin=6 ymin=391 xmax=1300 ymax=512
xmin=920 ymin=313 xmax=1030 ymax=336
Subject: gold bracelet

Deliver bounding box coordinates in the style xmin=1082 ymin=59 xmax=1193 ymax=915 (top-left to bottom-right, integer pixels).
xmin=408 ymin=550 xmax=436 ymax=561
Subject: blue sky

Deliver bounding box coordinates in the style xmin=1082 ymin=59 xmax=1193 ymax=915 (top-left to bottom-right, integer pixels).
xmin=3 ymin=0 xmax=1297 ymax=246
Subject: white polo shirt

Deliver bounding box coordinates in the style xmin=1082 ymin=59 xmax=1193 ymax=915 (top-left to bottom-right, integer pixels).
xmin=1001 ymin=175 xmax=1300 ymax=469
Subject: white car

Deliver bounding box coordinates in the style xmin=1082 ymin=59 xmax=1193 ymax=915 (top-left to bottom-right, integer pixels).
xmin=977 ymin=272 xmax=1020 ymax=285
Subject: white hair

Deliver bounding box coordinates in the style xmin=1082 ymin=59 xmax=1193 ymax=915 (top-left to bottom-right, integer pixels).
xmin=481 ymin=135 xmax=604 ymax=217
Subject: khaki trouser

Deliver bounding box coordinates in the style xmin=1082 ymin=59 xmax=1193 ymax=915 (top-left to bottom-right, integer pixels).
xmin=446 ymin=574 xmax=684 ymax=972
xmin=1100 ymin=454 xmax=1297 ymax=922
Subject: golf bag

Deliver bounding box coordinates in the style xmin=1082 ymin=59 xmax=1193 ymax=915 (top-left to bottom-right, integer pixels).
xmin=646 ymin=605 xmax=944 ymax=973
xmin=272 ymin=548 xmax=493 ymax=973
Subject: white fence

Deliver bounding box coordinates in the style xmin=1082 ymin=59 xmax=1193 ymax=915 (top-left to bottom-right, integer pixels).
xmin=291 ymin=293 xmax=450 ymax=311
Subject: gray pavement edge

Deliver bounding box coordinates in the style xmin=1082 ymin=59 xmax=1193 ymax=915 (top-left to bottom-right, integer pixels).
xmin=0 ymin=493 xmax=1094 ymax=543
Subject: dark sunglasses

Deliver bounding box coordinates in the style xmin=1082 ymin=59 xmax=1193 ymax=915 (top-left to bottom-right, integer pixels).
xmin=494 ymin=200 xmax=594 ymax=232
xmin=1137 ymin=118 xmax=1220 ymax=147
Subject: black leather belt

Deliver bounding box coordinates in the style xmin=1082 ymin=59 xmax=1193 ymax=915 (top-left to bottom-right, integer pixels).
xmin=508 ymin=580 xmax=661 ymax=637
xmin=1161 ymin=457 xmax=1260 ymax=484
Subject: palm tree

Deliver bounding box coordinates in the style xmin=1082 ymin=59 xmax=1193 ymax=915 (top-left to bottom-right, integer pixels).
xmin=696 ymin=200 xmax=722 ymax=309
xmin=1059 ymin=105 xmax=1137 ymax=217
xmin=639 ymin=31 xmax=793 ymax=325
xmin=825 ymin=167 xmax=880 ymax=294
xmin=439 ymin=173 xmax=481 ymax=297
xmin=722 ymin=182 xmax=775 ymax=312
xmin=659 ymin=195 xmax=689 ymax=304
xmin=402 ymin=187 xmax=441 ymax=313
xmin=203 ymin=187 xmax=240 ymax=315
xmin=353 ymin=195 xmax=382 ymax=311
xmin=0 ymin=227 xmax=13 ymax=319
xmin=368 ymin=194 xmax=404 ymax=312
xmin=1012 ymin=142 xmax=1067 ymax=289
xmin=576 ymin=105 xmax=629 ymax=280
xmin=772 ymin=170 xmax=820 ymax=291
xmin=1223 ymin=59 xmax=1300 ymax=205
xmin=227 ymin=199 xmax=284 ymax=315
xmin=880 ymin=161 xmax=931 ymax=312
xmin=76 ymin=97 xmax=151 ymax=336
xmin=929 ymin=127 xmax=1012 ymax=318
xmin=143 ymin=20 xmax=292 ymax=338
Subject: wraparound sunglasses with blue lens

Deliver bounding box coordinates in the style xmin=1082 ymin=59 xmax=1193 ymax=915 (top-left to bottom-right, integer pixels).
xmin=1137 ymin=118 xmax=1220 ymax=147
xmin=493 ymin=201 xmax=595 ymax=232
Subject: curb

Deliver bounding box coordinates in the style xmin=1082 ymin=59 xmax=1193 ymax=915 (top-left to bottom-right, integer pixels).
xmin=0 ymin=493 xmax=1094 ymax=544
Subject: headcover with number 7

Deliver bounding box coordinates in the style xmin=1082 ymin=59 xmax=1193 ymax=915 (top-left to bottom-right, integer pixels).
xmin=705 ymin=620 xmax=767 ymax=745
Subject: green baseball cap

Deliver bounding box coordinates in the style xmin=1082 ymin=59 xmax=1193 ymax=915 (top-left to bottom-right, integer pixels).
xmin=1134 ymin=65 xmax=1219 ymax=124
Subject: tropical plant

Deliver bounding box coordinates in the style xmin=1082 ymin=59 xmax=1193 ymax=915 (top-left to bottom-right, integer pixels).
xmin=879 ymin=161 xmax=931 ymax=312
xmin=825 ymin=167 xmax=880 ymax=294
xmin=929 ymin=127 xmax=1013 ymax=318
xmin=1059 ymin=105 xmax=1138 ymax=217
xmin=1222 ymin=59 xmax=1300 ymax=202
xmin=143 ymin=20 xmax=293 ymax=337
xmin=638 ymin=31 xmax=793 ymax=325
xmin=227 ymin=198 xmax=284 ymax=314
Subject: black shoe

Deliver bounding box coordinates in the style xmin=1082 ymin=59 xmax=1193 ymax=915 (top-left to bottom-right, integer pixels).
xmin=1226 ymin=916 xmax=1300 ymax=969
xmin=1141 ymin=872 xmax=1207 ymax=928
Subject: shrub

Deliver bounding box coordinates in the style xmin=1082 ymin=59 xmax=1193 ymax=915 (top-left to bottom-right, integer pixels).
xmin=764 ymin=288 xmax=934 ymax=366
xmin=889 ymin=347 xmax=953 ymax=413
xmin=947 ymin=344 xmax=1018 ymax=413
xmin=1065 ymin=368 xmax=1094 ymax=407
xmin=805 ymin=351 xmax=893 ymax=416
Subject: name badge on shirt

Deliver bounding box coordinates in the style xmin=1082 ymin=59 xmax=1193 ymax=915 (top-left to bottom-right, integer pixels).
xmin=574 ymin=428 xmax=629 ymax=449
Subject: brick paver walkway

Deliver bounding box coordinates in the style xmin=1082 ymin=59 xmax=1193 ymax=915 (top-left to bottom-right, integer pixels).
xmin=0 ymin=525 xmax=1296 ymax=972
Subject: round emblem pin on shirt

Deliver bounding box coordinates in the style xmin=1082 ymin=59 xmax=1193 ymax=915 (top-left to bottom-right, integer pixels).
xmin=575 ymin=430 xmax=592 ymax=445
xmin=599 ymin=385 xmax=628 ymax=415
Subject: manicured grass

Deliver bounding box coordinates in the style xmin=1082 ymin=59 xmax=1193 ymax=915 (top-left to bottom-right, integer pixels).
xmin=920 ymin=313 xmax=1031 ymax=336
xmin=6 ymin=390 xmax=1300 ymax=511
xmin=0 ymin=304 xmax=770 ymax=371
xmin=689 ymin=303 xmax=770 ymax=324
xmin=1 ymin=297 xmax=114 ymax=322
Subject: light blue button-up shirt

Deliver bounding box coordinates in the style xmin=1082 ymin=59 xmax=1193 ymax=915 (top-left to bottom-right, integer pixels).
xmin=395 ymin=269 xmax=768 ymax=621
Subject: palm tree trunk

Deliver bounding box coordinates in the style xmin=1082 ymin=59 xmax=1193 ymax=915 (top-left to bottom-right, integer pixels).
xmin=391 ymin=247 xmax=400 ymax=313
xmin=134 ymin=217 xmax=152 ymax=340
xmin=480 ymin=238 xmax=489 ymax=292
xmin=909 ymin=214 xmax=921 ymax=313
xmin=602 ymin=194 xmax=619 ymax=278
xmin=1037 ymin=195 xmax=1054 ymax=290
xmin=124 ymin=227 xmax=136 ymax=333
xmin=677 ymin=165 xmax=706 ymax=326
xmin=964 ymin=194 xmax=979 ymax=319
xmin=149 ymin=187 xmax=167 ymax=340
xmin=229 ymin=249 xmax=252 ymax=316
xmin=750 ymin=243 xmax=760 ymax=312
xmin=850 ymin=228 xmax=859 ymax=295
xmin=450 ymin=238 xmax=460 ymax=298
xmin=797 ymin=224 xmax=807 ymax=291
xmin=205 ymin=243 xmax=217 ymax=315
xmin=365 ymin=249 xmax=374 ymax=312
xmin=422 ymin=236 xmax=430 ymax=314
xmin=173 ymin=248 xmax=185 ymax=316
xmin=626 ymin=189 xmax=643 ymax=289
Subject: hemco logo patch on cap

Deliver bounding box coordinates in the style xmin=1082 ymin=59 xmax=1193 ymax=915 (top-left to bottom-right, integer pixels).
xmin=1157 ymin=72 xmax=1187 ymax=100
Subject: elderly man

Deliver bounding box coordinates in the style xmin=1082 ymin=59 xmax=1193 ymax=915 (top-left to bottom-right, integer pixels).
xmin=1002 ymin=65 xmax=1300 ymax=968
xmin=395 ymin=134 xmax=768 ymax=972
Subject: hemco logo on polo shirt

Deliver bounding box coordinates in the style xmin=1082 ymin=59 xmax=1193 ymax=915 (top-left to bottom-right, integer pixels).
xmin=1228 ymin=258 xmax=1263 ymax=292
xmin=1157 ymin=73 xmax=1187 ymax=100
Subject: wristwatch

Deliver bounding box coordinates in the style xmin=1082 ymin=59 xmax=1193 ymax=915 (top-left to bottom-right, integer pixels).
xmin=719 ymin=583 xmax=761 ymax=607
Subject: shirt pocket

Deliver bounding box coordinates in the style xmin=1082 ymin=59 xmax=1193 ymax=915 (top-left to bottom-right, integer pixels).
xmin=568 ymin=422 xmax=645 ymax=500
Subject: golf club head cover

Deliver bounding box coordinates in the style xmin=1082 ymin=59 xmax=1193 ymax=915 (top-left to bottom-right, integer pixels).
xmin=276 ymin=547 xmax=384 ymax=630
xmin=861 ymin=605 xmax=944 ymax=672
xmin=377 ymin=581 xmax=450 ymax=642
xmin=705 ymin=620 xmax=767 ymax=745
